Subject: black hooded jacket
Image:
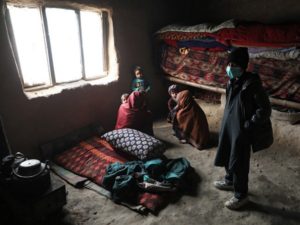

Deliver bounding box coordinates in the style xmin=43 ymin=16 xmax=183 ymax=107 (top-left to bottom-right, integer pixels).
xmin=215 ymin=72 xmax=273 ymax=169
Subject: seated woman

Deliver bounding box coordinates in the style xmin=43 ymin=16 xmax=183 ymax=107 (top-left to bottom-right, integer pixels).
xmin=115 ymin=91 xmax=154 ymax=136
xmin=174 ymin=90 xmax=210 ymax=150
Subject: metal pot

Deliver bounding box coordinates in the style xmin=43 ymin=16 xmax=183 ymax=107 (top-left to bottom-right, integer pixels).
xmin=11 ymin=159 xmax=51 ymax=197
xmin=13 ymin=159 xmax=48 ymax=179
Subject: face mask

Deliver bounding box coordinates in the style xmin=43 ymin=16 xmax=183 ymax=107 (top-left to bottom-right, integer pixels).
xmin=226 ymin=66 xmax=243 ymax=79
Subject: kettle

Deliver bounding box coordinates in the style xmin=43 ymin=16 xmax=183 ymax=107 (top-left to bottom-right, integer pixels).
xmin=0 ymin=152 xmax=26 ymax=178
xmin=11 ymin=159 xmax=51 ymax=197
xmin=12 ymin=159 xmax=49 ymax=179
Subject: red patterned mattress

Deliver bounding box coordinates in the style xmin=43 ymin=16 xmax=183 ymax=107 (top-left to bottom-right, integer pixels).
xmin=54 ymin=136 xmax=167 ymax=212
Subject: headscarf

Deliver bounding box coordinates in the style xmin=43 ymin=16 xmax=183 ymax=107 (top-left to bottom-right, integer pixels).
xmin=168 ymin=84 xmax=179 ymax=95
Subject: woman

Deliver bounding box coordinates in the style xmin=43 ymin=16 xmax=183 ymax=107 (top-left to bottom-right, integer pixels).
xmin=115 ymin=91 xmax=154 ymax=136
xmin=174 ymin=90 xmax=210 ymax=150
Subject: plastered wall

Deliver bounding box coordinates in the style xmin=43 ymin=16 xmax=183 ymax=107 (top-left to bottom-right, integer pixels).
xmin=185 ymin=0 xmax=300 ymax=24
xmin=0 ymin=0 xmax=181 ymax=158
xmin=1 ymin=0 xmax=299 ymax=158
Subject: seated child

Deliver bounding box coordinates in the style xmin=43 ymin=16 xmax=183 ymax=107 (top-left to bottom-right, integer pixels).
xmin=174 ymin=90 xmax=210 ymax=149
xmin=131 ymin=66 xmax=150 ymax=92
xmin=167 ymin=85 xmax=180 ymax=123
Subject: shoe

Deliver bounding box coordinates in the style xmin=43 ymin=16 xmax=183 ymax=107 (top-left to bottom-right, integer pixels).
xmin=179 ymin=139 xmax=187 ymax=144
xmin=225 ymin=196 xmax=249 ymax=210
xmin=213 ymin=180 xmax=234 ymax=191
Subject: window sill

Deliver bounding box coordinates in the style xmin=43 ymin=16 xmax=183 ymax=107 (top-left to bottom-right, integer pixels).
xmin=24 ymin=75 xmax=118 ymax=99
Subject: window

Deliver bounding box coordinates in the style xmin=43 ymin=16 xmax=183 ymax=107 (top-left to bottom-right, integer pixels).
xmin=6 ymin=3 xmax=112 ymax=92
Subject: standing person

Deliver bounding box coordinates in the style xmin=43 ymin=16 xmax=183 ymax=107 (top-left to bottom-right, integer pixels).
xmin=115 ymin=91 xmax=153 ymax=136
xmin=131 ymin=66 xmax=150 ymax=93
xmin=174 ymin=90 xmax=210 ymax=149
xmin=214 ymin=47 xmax=273 ymax=210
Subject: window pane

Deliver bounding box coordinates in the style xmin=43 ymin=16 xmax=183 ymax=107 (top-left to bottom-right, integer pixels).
xmin=46 ymin=8 xmax=82 ymax=83
xmin=8 ymin=5 xmax=51 ymax=87
xmin=80 ymin=11 xmax=104 ymax=79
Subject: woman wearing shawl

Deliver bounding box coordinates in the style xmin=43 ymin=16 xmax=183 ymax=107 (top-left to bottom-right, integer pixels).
xmin=115 ymin=91 xmax=154 ymax=136
xmin=174 ymin=90 xmax=210 ymax=149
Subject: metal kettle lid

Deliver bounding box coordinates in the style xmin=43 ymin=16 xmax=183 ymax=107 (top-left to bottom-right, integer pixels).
xmin=19 ymin=159 xmax=41 ymax=168
xmin=14 ymin=159 xmax=48 ymax=179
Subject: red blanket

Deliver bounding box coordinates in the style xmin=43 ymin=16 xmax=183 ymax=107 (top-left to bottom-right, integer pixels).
xmin=157 ymin=22 xmax=300 ymax=48
xmin=115 ymin=91 xmax=153 ymax=135
xmin=216 ymin=23 xmax=300 ymax=47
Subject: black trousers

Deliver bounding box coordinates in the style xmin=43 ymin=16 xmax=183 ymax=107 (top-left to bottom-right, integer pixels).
xmin=224 ymin=145 xmax=251 ymax=199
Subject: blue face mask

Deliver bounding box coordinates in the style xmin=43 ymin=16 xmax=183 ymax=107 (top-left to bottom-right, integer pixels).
xmin=226 ymin=66 xmax=243 ymax=79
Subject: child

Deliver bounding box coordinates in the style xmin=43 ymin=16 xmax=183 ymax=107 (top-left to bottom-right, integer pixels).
xmin=121 ymin=93 xmax=129 ymax=104
xmin=167 ymin=84 xmax=179 ymax=123
xmin=175 ymin=90 xmax=209 ymax=147
xmin=131 ymin=66 xmax=150 ymax=92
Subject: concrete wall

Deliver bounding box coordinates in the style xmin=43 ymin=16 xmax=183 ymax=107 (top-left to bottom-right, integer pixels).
xmin=185 ymin=0 xmax=300 ymax=24
xmin=0 ymin=0 xmax=181 ymax=158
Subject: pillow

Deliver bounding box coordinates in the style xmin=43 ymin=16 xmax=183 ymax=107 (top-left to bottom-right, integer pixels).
xmin=101 ymin=128 xmax=165 ymax=160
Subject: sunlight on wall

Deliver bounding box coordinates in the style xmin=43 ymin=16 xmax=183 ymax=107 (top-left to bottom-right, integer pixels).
xmin=7 ymin=3 xmax=119 ymax=98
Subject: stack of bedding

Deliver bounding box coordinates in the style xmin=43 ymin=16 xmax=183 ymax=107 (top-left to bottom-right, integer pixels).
xmin=156 ymin=20 xmax=300 ymax=105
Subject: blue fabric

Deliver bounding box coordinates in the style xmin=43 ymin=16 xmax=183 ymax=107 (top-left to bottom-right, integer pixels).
xmin=102 ymin=157 xmax=191 ymax=201
xmin=131 ymin=78 xmax=150 ymax=92
xmin=177 ymin=39 xmax=229 ymax=50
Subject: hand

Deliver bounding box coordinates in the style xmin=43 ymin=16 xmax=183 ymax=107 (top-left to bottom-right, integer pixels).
xmin=244 ymin=120 xmax=253 ymax=131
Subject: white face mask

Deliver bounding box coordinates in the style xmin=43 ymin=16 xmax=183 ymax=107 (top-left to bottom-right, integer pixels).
xmin=226 ymin=65 xmax=243 ymax=79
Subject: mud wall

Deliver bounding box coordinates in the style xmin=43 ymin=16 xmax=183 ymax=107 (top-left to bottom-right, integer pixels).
xmin=0 ymin=0 xmax=181 ymax=158
xmin=184 ymin=0 xmax=300 ymax=24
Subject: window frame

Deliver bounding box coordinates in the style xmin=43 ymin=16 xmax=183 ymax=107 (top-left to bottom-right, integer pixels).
xmin=5 ymin=3 xmax=110 ymax=92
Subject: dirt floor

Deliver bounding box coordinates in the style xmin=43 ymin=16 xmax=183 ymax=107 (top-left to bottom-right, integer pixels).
xmin=1 ymin=101 xmax=300 ymax=225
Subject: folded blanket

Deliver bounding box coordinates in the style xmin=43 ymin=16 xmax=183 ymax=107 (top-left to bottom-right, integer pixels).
xmin=51 ymin=162 xmax=88 ymax=188
xmin=156 ymin=19 xmax=236 ymax=34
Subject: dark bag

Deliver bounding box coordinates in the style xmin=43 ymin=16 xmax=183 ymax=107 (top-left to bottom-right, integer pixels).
xmin=251 ymin=119 xmax=274 ymax=152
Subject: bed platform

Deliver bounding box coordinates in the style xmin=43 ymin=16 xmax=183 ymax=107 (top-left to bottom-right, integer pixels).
xmin=156 ymin=20 xmax=300 ymax=110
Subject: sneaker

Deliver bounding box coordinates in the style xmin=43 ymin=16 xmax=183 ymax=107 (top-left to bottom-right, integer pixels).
xmin=179 ymin=139 xmax=187 ymax=144
xmin=213 ymin=180 xmax=234 ymax=191
xmin=225 ymin=196 xmax=249 ymax=210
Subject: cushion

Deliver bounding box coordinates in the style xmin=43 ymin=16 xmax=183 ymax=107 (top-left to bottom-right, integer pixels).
xmin=101 ymin=128 xmax=165 ymax=160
